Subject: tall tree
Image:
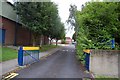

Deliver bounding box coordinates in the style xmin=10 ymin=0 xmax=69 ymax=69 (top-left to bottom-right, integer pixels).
xmin=49 ymin=17 xmax=65 ymax=46
xmin=14 ymin=2 xmax=59 ymax=46
xmin=67 ymin=5 xmax=78 ymax=47
xmin=67 ymin=5 xmax=77 ymax=33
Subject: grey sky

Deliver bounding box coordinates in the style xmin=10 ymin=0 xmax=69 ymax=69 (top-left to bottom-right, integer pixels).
xmin=51 ymin=0 xmax=91 ymax=23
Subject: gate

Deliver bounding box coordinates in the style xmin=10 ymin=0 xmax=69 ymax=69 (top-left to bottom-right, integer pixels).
xmin=18 ymin=46 xmax=40 ymax=66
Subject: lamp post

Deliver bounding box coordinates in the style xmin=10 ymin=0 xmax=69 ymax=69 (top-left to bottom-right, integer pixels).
xmin=14 ymin=0 xmax=18 ymax=46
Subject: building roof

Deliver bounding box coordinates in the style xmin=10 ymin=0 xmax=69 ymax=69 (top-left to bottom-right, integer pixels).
xmin=0 ymin=0 xmax=21 ymax=24
xmin=66 ymin=37 xmax=72 ymax=39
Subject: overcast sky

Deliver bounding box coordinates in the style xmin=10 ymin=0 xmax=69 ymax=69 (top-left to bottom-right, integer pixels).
xmin=7 ymin=0 xmax=91 ymax=38
xmin=51 ymin=0 xmax=91 ymax=23
xmin=51 ymin=0 xmax=91 ymax=38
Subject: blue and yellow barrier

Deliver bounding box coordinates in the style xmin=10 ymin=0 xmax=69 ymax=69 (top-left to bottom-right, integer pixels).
xmin=18 ymin=46 xmax=40 ymax=66
xmin=83 ymin=49 xmax=91 ymax=54
xmin=23 ymin=47 xmax=39 ymax=50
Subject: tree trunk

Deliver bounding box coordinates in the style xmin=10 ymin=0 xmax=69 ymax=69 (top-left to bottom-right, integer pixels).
xmin=32 ymin=35 xmax=36 ymax=46
xmin=40 ymin=35 xmax=43 ymax=47
xmin=43 ymin=36 xmax=45 ymax=45
xmin=50 ymin=39 xmax=52 ymax=45
xmin=33 ymin=40 xmax=36 ymax=46
xmin=44 ymin=36 xmax=47 ymax=45
xmin=56 ymin=39 xmax=58 ymax=46
xmin=32 ymin=33 xmax=37 ymax=46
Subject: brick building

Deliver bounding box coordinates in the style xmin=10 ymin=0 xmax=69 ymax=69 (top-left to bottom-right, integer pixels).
xmin=0 ymin=1 xmax=49 ymax=46
xmin=65 ymin=37 xmax=72 ymax=44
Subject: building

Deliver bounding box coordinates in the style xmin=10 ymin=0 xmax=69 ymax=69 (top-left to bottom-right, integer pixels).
xmin=65 ymin=37 xmax=72 ymax=44
xmin=0 ymin=0 xmax=49 ymax=46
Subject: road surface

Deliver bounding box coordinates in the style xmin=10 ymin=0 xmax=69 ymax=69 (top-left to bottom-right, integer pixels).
xmin=14 ymin=45 xmax=92 ymax=78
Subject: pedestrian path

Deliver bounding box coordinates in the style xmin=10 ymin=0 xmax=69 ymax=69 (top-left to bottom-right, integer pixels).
xmin=0 ymin=47 xmax=63 ymax=76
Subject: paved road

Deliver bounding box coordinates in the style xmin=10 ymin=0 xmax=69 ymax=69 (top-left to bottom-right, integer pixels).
xmin=14 ymin=45 xmax=91 ymax=78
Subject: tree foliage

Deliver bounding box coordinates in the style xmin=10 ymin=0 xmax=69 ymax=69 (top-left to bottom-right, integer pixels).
xmin=14 ymin=2 xmax=65 ymax=46
xmin=76 ymin=2 xmax=120 ymax=50
xmin=67 ymin=5 xmax=77 ymax=31
xmin=49 ymin=18 xmax=65 ymax=45
xmin=74 ymin=2 xmax=120 ymax=61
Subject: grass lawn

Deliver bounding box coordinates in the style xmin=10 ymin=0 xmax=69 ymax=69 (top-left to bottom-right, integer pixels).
xmin=95 ymin=75 xmax=119 ymax=79
xmin=0 ymin=45 xmax=58 ymax=62
xmin=0 ymin=47 xmax=18 ymax=62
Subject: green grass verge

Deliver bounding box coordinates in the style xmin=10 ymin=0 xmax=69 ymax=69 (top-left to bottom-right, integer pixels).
xmin=40 ymin=45 xmax=58 ymax=52
xmin=0 ymin=45 xmax=58 ymax=62
xmin=0 ymin=46 xmax=2 ymax=62
xmin=0 ymin=47 xmax=18 ymax=62
xmin=95 ymin=75 xmax=119 ymax=80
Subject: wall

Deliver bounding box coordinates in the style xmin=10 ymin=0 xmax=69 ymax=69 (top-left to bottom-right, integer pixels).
xmin=1 ymin=0 xmax=21 ymax=24
xmin=90 ymin=50 xmax=120 ymax=77
xmin=16 ymin=26 xmax=32 ymax=45
xmin=2 ymin=17 xmax=49 ymax=46
xmin=2 ymin=17 xmax=15 ymax=45
xmin=2 ymin=17 xmax=32 ymax=45
xmin=1 ymin=1 xmax=49 ymax=46
xmin=1 ymin=1 xmax=16 ymax=22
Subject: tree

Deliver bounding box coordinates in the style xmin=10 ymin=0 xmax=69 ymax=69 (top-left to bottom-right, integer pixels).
xmin=67 ymin=5 xmax=77 ymax=29
xmin=14 ymin=2 xmax=59 ymax=46
xmin=39 ymin=2 xmax=59 ymax=45
xmin=41 ymin=3 xmax=58 ymax=37
xmin=42 ymin=3 xmax=60 ymax=45
xmin=55 ymin=23 xmax=65 ymax=46
xmin=66 ymin=4 xmax=77 ymax=40
xmin=72 ymin=32 xmax=76 ymax=42
xmin=67 ymin=5 xmax=79 ymax=45
xmin=49 ymin=17 xmax=65 ymax=46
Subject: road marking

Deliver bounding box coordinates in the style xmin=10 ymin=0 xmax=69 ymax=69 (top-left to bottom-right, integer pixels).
xmin=3 ymin=73 xmax=18 ymax=80
xmin=62 ymin=50 xmax=65 ymax=51
xmin=62 ymin=50 xmax=69 ymax=52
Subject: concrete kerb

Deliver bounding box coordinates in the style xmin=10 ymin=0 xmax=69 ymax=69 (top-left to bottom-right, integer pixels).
xmin=1 ymin=46 xmax=63 ymax=78
xmin=79 ymin=62 xmax=95 ymax=79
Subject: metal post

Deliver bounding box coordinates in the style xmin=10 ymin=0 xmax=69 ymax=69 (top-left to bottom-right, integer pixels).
xmin=18 ymin=46 xmax=23 ymax=66
xmin=85 ymin=53 xmax=90 ymax=71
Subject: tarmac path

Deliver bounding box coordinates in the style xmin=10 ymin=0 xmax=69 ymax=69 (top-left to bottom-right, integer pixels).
xmin=14 ymin=45 xmax=92 ymax=78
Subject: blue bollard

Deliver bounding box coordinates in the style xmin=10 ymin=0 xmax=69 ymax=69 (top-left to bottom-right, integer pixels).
xmin=85 ymin=53 xmax=90 ymax=71
xmin=18 ymin=46 xmax=23 ymax=66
